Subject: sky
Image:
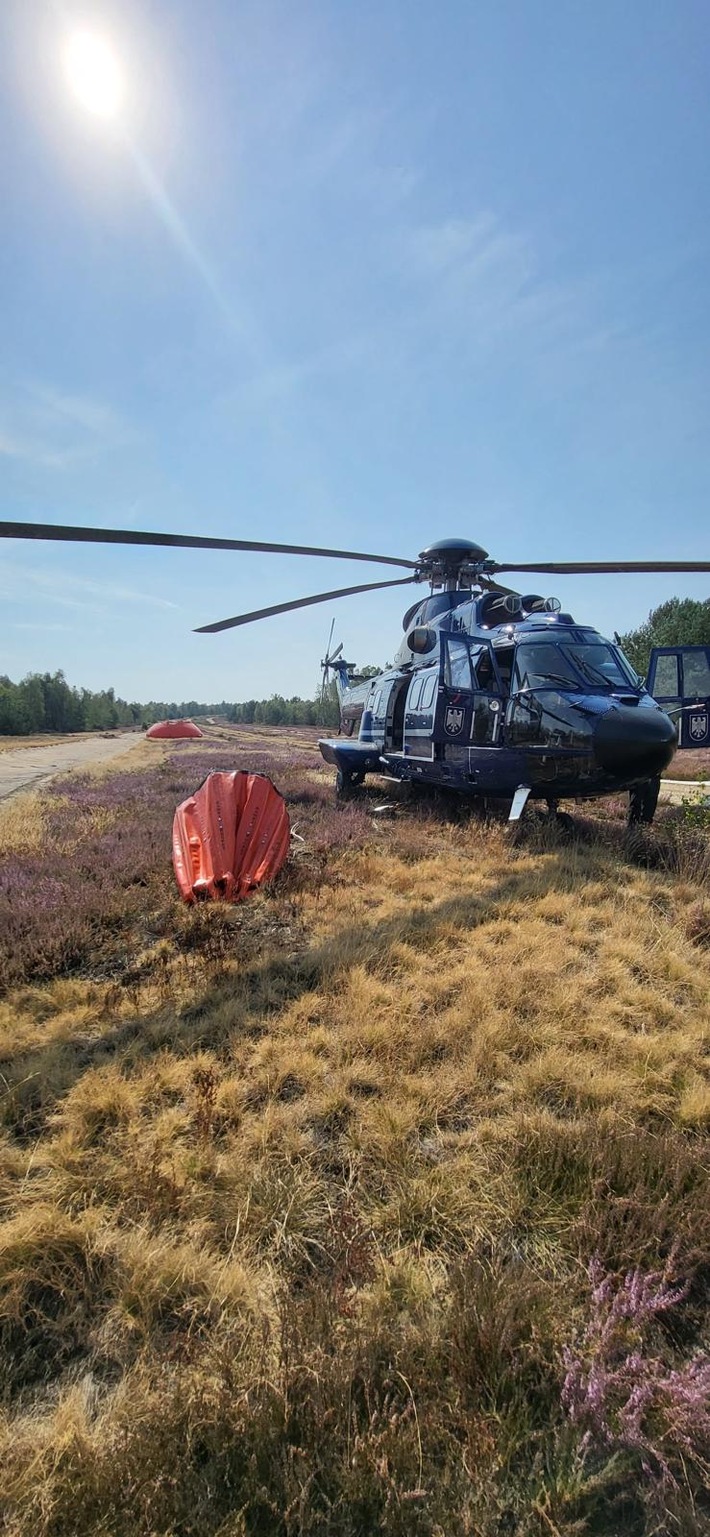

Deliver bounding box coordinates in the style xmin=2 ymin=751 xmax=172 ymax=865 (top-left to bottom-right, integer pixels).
xmin=0 ymin=0 xmax=708 ymax=703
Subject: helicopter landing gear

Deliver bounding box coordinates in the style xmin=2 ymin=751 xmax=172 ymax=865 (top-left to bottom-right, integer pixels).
xmin=628 ymin=776 xmax=661 ymax=827
xmin=335 ymin=767 xmax=364 ymax=799
xmin=545 ymin=797 xmax=576 ymax=832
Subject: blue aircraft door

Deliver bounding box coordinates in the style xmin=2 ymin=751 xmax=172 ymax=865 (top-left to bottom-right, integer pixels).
xmin=435 ymin=635 xmax=503 ymax=752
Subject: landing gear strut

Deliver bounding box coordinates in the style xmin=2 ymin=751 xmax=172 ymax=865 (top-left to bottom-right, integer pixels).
xmin=335 ymin=768 xmax=364 ymax=799
xmin=628 ymin=777 xmax=660 ymax=826
xmin=545 ymin=797 xmax=576 ymax=832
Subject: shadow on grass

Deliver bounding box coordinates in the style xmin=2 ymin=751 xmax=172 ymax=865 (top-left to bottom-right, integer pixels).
xmin=0 ymin=839 xmax=623 ymax=1140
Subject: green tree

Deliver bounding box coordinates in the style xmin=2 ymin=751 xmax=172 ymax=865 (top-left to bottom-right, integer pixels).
xmin=17 ymin=675 xmax=46 ymax=733
xmin=620 ymin=597 xmax=710 ymax=678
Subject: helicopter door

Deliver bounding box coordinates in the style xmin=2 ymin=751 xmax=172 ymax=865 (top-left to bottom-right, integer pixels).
xmin=403 ymin=666 xmax=438 ymax=758
xmin=436 ymin=635 xmax=502 ymax=750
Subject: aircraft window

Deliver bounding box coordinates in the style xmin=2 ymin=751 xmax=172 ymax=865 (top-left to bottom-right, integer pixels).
xmin=420 ymin=672 xmax=437 ymax=711
xmin=682 ymin=652 xmax=710 ymax=698
xmin=408 ymin=676 xmax=424 ymax=711
xmin=420 ymin=592 xmax=472 ymax=623
xmin=564 ymin=644 xmax=636 ymax=690
xmin=507 ymin=691 xmax=594 ymax=748
xmin=445 ymin=637 xmax=473 ymax=690
xmin=472 ymin=648 xmax=495 ymax=691
xmin=653 ymin=654 xmax=680 ymax=697
xmin=513 ymin=644 xmax=580 ymax=692
xmin=494 ymin=647 xmax=514 ymax=692
xmin=371 ymin=690 xmax=383 ymax=716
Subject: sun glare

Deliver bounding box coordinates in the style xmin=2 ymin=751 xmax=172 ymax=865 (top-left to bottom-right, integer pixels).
xmin=63 ymin=30 xmax=124 ymax=119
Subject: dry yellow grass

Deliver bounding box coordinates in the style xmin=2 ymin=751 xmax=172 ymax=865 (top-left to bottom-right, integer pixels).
xmin=0 ymin=788 xmax=48 ymax=851
xmin=0 ymin=741 xmax=709 ymax=1534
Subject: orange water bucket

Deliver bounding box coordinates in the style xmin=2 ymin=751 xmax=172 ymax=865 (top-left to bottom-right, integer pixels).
xmin=172 ymin=770 xmax=290 ymax=903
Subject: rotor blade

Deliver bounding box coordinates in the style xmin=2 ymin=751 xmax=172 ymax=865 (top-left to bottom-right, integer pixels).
xmin=0 ymin=520 xmax=416 ymax=569
xmin=325 ymin=617 xmax=336 ymax=659
xmin=330 ymin=641 xmax=344 ymax=662
xmin=195 ymin=576 xmax=416 ymax=634
xmin=493 ymin=561 xmax=710 ymax=576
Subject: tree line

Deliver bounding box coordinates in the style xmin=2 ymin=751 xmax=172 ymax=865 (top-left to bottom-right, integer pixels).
xmin=0 ymin=670 xmax=344 ymax=736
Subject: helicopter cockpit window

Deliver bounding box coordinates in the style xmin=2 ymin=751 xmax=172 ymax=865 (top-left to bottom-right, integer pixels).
xmin=444 ymin=637 xmax=474 ymax=691
xmin=562 ymin=643 xmax=636 ymax=690
xmin=512 ymin=644 xmax=580 ymax=693
xmin=506 ymin=691 xmax=595 ymax=749
xmin=470 ymin=647 xmax=495 ymax=691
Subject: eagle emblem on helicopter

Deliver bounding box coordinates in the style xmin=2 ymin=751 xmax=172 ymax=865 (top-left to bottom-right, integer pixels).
xmin=2 ymin=523 xmax=708 ymax=830
xmin=444 ymin=706 xmax=465 ymax=736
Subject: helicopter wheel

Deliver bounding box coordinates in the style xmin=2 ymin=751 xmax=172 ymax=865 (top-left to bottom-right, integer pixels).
xmin=628 ymin=776 xmax=661 ymax=827
xmin=335 ymin=768 xmax=364 ymax=799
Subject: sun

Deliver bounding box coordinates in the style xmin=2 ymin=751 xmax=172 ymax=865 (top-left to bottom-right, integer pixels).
xmin=63 ymin=30 xmax=124 ymax=119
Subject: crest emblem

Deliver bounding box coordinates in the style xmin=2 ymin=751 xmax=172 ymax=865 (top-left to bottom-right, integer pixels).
xmin=689 ymin=711 xmax=709 ymax=743
xmin=444 ymin=707 xmax=464 ymax=736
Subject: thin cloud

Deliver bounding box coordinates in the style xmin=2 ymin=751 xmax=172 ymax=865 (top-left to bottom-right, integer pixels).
xmin=11 ymin=622 xmax=73 ymax=632
xmin=0 ymin=561 xmax=179 ymax=613
xmin=0 ymin=380 xmax=137 ymax=471
xmin=28 ymin=384 xmax=132 ymax=441
xmin=399 ymin=211 xmax=586 ymax=351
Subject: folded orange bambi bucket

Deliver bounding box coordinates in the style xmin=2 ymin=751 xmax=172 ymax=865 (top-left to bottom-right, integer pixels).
xmin=172 ymin=771 xmax=290 ymax=903
xmin=147 ymin=719 xmax=204 ymax=738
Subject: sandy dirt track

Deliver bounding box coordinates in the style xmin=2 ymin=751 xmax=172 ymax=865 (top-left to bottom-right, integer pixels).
xmin=0 ymin=734 xmax=145 ymax=801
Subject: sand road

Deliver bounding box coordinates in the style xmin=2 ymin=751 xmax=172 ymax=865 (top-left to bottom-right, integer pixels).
xmin=0 ymin=734 xmax=145 ymax=802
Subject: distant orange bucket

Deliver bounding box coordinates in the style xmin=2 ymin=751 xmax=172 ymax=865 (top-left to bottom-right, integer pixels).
xmin=172 ymin=770 xmax=290 ymax=903
xmin=147 ymin=719 xmax=204 ymax=739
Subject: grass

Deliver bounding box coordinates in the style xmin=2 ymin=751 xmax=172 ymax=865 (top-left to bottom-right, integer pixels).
xmin=0 ymin=732 xmax=709 ymax=1534
xmin=663 ymin=745 xmax=710 ymax=780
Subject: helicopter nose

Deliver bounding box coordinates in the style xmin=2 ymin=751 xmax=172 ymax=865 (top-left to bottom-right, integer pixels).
xmin=593 ymin=704 xmax=677 ymax=778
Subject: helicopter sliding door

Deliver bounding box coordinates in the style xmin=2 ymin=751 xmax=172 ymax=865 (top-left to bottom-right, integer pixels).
xmin=435 ymin=635 xmax=502 ymax=752
xmin=403 ymin=666 xmax=438 ymax=758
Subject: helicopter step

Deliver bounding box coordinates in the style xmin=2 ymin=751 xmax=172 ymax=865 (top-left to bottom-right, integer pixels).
xmin=508 ymin=786 xmax=532 ymax=822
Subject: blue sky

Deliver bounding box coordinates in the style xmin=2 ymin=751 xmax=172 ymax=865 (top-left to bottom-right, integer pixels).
xmin=1 ymin=0 xmax=708 ymax=702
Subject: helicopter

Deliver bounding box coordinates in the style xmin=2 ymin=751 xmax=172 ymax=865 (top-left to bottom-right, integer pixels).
xmin=2 ymin=521 xmax=709 ymax=826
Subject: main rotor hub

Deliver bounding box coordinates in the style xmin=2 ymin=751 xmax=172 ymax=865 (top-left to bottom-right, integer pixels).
xmin=416 ymin=537 xmax=491 ymax=587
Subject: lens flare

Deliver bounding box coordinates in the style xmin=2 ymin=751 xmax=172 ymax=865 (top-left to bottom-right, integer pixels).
xmin=63 ymin=30 xmax=124 ymax=119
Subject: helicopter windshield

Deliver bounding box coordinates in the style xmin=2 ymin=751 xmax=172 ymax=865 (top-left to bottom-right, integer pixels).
xmin=512 ymin=643 xmax=581 ymax=692
xmin=512 ymin=634 xmax=638 ymax=694
xmin=567 ymin=642 xmax=637 ymax=689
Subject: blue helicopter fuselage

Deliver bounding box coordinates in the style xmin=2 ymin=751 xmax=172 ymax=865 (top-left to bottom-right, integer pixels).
xmin=318 ymin=590 xmax=677 ymax=806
